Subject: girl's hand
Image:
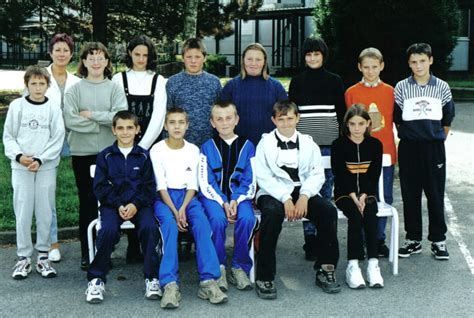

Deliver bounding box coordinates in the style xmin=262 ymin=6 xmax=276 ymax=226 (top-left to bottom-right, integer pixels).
xmin=177 ymin=207 xmax=188 ymax=232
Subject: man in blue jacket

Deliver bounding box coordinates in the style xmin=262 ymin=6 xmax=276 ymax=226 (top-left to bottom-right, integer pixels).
xmin=198 ymin=101 xmax=258 ymax=292
xmin=85 ymin=111 xmax=161 ymax=304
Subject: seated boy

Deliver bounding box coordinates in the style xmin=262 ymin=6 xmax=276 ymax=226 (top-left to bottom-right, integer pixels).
xmin=150 ymin=107 xmax=228 ymax=309
xmin=199 ymin=101 xmax=257 ymax=291
xmin=85 ymin=110 xmax=161 ymax=304
xmin=255 ymin=100 xmax=340 ymax=299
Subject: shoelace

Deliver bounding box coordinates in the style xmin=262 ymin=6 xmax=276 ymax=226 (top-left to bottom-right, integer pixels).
xmin=12 ymin=259 xmax=28 ymax=271
xmin=402 ymin=240 xmax=417 ymax=248
xmin=436 ymin=243 xmax=447 ymax=251
xmin=38 ymin=259 xmax=53 ymax=271
xmin=325 ymin=270 xmax=336 ymax=282
xmin=87 ymin=282 xmax=104 ymax=295
xmin=149 ymin=279 xmax=160 ymax=291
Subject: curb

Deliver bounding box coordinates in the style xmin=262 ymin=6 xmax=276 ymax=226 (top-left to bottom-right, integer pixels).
xmin=0 ymin=227 xmax=79 ymax=245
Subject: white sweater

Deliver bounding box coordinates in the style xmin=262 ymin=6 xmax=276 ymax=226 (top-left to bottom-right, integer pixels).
xmin=3 ymin=97 xmax=65 ymax=170
xmin=112 ymin=70 xmax=167 ymax=149
xmin=255 ymin=129 xmax=325 ymax=203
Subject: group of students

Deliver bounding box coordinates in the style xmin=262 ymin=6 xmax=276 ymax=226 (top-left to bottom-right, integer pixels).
xmin=3 ymin=32 xmax=454 ymax=307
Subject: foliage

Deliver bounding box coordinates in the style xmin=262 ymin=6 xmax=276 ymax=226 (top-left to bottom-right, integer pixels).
xmin=313 ymin=0 xmax=460 ymax=86
xmin=204 ymin=54 xmax=230 ymax=77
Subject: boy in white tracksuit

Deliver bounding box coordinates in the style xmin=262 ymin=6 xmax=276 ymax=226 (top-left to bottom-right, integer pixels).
xmin=3 ymin=65 xmax=65 ymax=279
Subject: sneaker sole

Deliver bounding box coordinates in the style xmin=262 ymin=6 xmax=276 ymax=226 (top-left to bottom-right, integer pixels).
xmin=398 ymin=248 xmax=422 ymax=258
xmin=161 ymin=301 xmax=179 ymax=309
xmin=432 ymin=252 xmax=450 ymax=260
xmin=146 ymin=293 xmax=161 ymax=300
xmin=197 ymin=292 xmax=228 ymax=304
xmin=256 ymin=289 xmax=277 ymax=300
xmin=87 ymin=298 xmax=103 ymax=304
xmin=316 ymin=281 xmax=341 ymax=294
xmin=346 ymin=282 xmax=366 ymax=289
xmin=12 ymin=274 xmax=28 ymax=280
xmin=228 ymin=276 xmax=253 ymax=291
xmin=368 ymin=283 xmax=384 ymax=288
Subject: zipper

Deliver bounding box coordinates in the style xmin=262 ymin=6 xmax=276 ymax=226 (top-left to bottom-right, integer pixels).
xmin=356 ymin=143 xmax=360 ymax=195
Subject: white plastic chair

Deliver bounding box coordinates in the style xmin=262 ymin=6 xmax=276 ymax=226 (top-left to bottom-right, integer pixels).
xmin=87 ymin=165 xmax=136 ymax=263
xmin=249 ymin=154 xmax=399 ymax=283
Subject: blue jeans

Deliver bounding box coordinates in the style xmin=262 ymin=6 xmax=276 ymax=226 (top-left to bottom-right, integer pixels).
xmin=376 ymin=165 xmax=394 ymax=241
xmin=303 ymin=146 xmax=333 ymax=236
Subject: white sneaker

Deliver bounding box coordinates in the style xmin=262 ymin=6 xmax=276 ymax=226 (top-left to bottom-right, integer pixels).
xmin=36 ymin=258 xmax=57 ymax=278
xmin=86 ymin=278 xmax=105 ymax=304
xmin=145 ymin=278 xmax=162 ymax=300
xmin=346 ymin=262 xmax=366 ymax=289
xmin=217 ymin=265 xmax=228 ymax=291
xmin=367 ymin=260 xmax=384 ymax=288
xmin=48 ymin=248 xmax=61 ymax=262
xmin=12 ymin=257 xmax=32 ymax=280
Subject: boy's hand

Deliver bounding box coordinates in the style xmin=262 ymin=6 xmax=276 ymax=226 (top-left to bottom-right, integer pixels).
xmin=223 ymin=202 xmax=235 ymax=224
xmin=122 ymin=203 xmax=137 ymax=220
xmin=284 ymin=199 xmax=296 ymax=221
xmin=27 ymin=161 xmax=40 ymax=172
xmin=229 ymin=200 xmax=237 ymax=221
xmin=294 ymin=195 xmax=309 ymax=220
xmin=119 ymin=205 xmax=127 ymax=219
xmin=177 ymin=207 xmax=188 ymax=232
xmin=19 ymin=155 xmax=34 ymax=167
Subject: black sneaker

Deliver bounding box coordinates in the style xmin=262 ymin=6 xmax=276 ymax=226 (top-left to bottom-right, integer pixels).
xmin=378 ymin=241 xmax=390 ymax=258
xmin=255 ymin=280 xmax=277 ymax=299
xmin=315 ymin=264 xmax=341 ymax=294
xmin=398 ymin=240 xmax=422 ymax=258
xmin=431 ymin=242 xmax=449 ymax=260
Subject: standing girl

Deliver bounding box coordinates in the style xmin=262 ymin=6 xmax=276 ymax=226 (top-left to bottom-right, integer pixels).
xmin=331 ymin=104 xmax=384 ymax=289
xmin=221 ymin=43 xmax=287 ymax=146
xmin=45 ymin=33 xmax=81 ymax=262
xmin=112 ymin=35 xmax=166 ymax=262
xmin=112 ymin=35 xmax=166 ymax=150
xmin=64 ymin=42 xmax=127 ymax=269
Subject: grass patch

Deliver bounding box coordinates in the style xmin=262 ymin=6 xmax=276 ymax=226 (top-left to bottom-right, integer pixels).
xmin=0 ymin=115 xmax=79 ymax=231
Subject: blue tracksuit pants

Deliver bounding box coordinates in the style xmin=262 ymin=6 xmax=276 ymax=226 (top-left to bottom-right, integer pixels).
xmin=87 ymin=206 xmax=160 ymax=283
xmin=154 ymin=189 xmax=220 ymax=286
xmin=200 ymin=198 xmax=257 ymax=275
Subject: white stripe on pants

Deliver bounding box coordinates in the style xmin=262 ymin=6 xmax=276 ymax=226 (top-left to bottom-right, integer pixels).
xmin=12 ymin=168 xmax=57 ymax=257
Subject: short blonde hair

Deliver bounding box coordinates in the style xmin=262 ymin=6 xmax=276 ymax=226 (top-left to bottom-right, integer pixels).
xmin=358 ymin=47 xmax=384 ymax=64
xmin=240 ymin=43 xmax=269 ymax=80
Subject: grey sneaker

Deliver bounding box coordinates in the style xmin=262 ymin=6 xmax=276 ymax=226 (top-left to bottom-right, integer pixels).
xmin=217 ymin=265 xmax=228 ymax=291
xmin=229 ymin=268 xmax=252 ymax=290
xmin=12 ymin=257 xmax=31 ymax=280
xmin=36 ymin=258 xmax=57 ymax=278
xmin=145 ymin=278 xmax=162 ymax=300
xmin=198 ymin=279 xmax=228 ymax=304
xmin=315 ymin=264 xmax=341 ymax=294
xmin=255 ymin=280 xmax=277 ymax=299
xmin=85 ymin=278 xmax=105 ymax=304
xmin=160 ymin=282 xmax=181 ymax=309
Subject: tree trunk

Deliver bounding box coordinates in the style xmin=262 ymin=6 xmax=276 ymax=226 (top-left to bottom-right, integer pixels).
xmin=182 ymin=0 xmax=199 ymax=39
xmin=91 ymin=0 xmax=108 ymax=45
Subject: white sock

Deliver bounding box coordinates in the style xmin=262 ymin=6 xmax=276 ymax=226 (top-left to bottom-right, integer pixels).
xmin=368 ymin=258 xmax=379 ymax=267
xmin=348 ymin=259 xmax=359 ymax=267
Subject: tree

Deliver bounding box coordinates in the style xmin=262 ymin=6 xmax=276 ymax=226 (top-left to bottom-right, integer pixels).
xmin=314 ymin=0 xmax=460 ymax=86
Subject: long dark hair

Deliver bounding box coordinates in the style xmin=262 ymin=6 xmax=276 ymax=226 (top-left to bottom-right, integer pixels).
xmin=342 ymin=104 xmax=372 ymax=137
xmin=124 ymin=35 xmax=157 ymax=70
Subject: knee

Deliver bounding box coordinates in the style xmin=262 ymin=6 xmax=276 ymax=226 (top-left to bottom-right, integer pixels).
xmin=237 ymin=213 xmax=256 ymax=230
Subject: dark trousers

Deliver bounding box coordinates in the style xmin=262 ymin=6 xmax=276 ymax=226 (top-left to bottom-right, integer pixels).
xmin=256 ymin=194 xmax=339 ymax=282
xmin=336 ymin=197 xmax=378 ymax=260
xmin=87 ymin=206 xmax=160 ymax=283
xmin=72 ymin=155 xmax=98 ymax=259
xmin=398 ymin=140 xmax=447 ymax=242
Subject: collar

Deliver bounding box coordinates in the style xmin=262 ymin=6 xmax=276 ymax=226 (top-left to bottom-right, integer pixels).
xmin=111 ymin=141 xmax=141 ymax=155
xmin=275 ymin=129 xmax=298 ymax=143
xmin=408 ymin=74 xmax=437 ymax=86
xmin=360 ymin=78 xmax=381 ymax=87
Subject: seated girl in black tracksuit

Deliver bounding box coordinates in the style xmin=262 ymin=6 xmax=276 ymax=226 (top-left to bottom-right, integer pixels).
xmin=331 ymin=104 xmax=384 ymax=289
